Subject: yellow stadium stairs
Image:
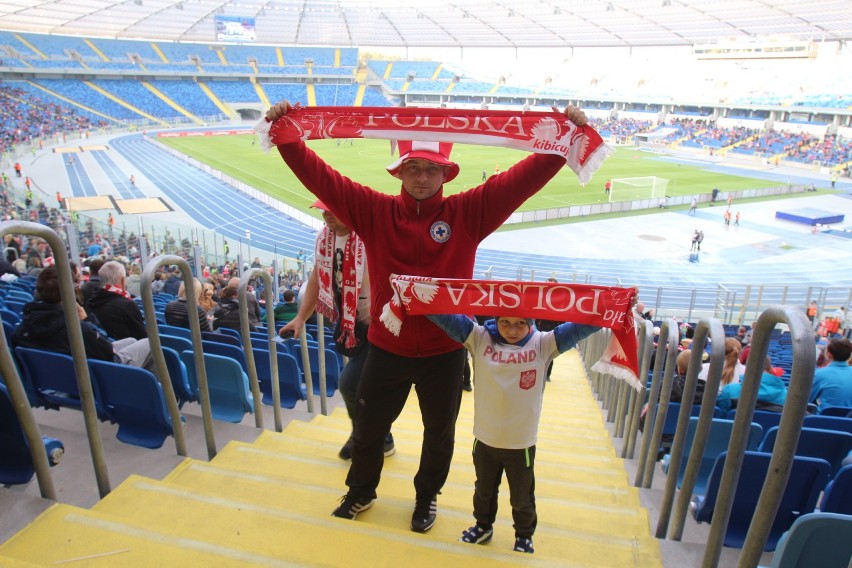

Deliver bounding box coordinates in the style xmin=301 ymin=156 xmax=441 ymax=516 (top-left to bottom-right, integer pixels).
xmin=0 ymin=352 xmax=662 ymax=567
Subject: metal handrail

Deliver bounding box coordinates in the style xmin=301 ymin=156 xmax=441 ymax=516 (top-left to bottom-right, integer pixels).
xmin=139 ymin=257 xmax=188 ymax=457
xmin=622 ymin=319 xmax=654 ymax=460
xmin=635 ymin=318 xmax=679 ymax=488
xmin=0 ymin=220 xmax=111 ymax=497
xmin=701 ymin=306 xmax=815 ymax=568
xmin=142 ymin=256 xmax=216 ymax=460
xmin=237 ymin=269 xmax=277 ymax=431
xmin=656 ymin=317 xmax=725 ymax=539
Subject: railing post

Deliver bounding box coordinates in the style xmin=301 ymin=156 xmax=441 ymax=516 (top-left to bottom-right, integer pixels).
xmin=0 ymin=220 xmax=111 ymax=497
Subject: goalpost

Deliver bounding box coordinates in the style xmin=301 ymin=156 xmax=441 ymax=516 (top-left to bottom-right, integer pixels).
xmin=608 ymin=176 xmax=669 ymax=202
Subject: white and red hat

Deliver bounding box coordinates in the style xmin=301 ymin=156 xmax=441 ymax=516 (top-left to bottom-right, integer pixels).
xmin=310 ymin=199 xmax=329 ymax=211
xmin=386 ymin=141 xmax=459 ymax=183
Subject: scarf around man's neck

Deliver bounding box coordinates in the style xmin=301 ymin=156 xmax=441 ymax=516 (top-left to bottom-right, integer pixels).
xmin=381 ymin=275 xmax=641 ymax=390
xmin=314 ymin=226 xmax=365 ymax=349
xmin=256 ymin=106 xmax=612 ymax=184
xmin=104 ymin=283 xmax=132 ymax=300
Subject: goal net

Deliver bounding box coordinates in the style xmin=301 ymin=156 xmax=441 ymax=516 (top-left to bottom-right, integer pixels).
xmin=608 ymin=176 xmax=669 ymax=202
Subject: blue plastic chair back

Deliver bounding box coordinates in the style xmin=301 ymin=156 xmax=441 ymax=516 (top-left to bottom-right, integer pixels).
xmin=0 ymin=307 xmax=21 ymax=326
xmin=0 ymin=383 xmax=63 ymax=485
xmin=4 ymin=299 xmax=28 ymax=315
xmin=162 ymin=346 xmax=195 ymax=405
xmin=803 ymin=415 xmax=852 ymax=435
xmin=692 ymin=451 xmax=831 ymax=550
xmin=201 ymin=340 xmax=249 ymax=374
xmin=180 ymin=351 xmax=253 ymax=423
xmin=759 ymin=426 xmax=852 ymax=478
xmin=307 ymin=344 xmax=340 ymax=396
xmin=87 ymin=359 xmax=176 ymax=449
xmin=253 ymin=348 xmax=306 ymax=408
xmin=217 ymin=327 xmax=242 ymax=341
xmin=159 ymin=334 xmax=194 ymax=356
xmin=158 ymin=324 xmax=192 ymax=341
xmin=768 ymin=512 xmax=852 ymax=568
xmin=14 ymin=347 xmax=108 ymax=418
xmin=726 ymin=408 xmax=783 ymax=433
xmin=820 ymin=406 xmax=852 ymax=417
xmin=820 ymin=464 xmax=852 ymax=514
xmin=670 ymin=417 xmax=763 ymax=495
xmin=202 ymin=331 xmax=242 ymax=347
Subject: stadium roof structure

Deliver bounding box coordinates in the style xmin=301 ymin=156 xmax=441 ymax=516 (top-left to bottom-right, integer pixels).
xmin=1 ymin=0 xmax=851 ymax=49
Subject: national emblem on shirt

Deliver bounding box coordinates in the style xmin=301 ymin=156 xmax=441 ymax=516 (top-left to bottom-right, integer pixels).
xmin=430 ymin=221 xmax=451 ymax=243
xmin=519 ymin=369 xmax=537 ymax=390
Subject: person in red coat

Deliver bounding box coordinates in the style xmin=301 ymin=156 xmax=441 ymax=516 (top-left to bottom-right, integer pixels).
xmin=265 ymin=101 xmax=588 ymax=532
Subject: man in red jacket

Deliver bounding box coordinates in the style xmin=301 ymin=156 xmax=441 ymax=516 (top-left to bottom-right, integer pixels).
xmin=265 ymin=101 xmax=588 ymax=532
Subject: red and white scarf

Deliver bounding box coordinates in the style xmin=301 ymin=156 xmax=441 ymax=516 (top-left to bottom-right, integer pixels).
xmin=314 ymin=226 xmax=365 ymax=349
xmin=104 ymin=283 xmax=133 ymax=300
xmin=381 ymin=275 xmax=641 ymax=390
xmin=256 ymin=106 xmax=612 ymax=184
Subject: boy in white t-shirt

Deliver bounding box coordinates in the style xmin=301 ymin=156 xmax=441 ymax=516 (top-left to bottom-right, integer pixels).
xmin=427 ymin=314 xmax=599 ymax=554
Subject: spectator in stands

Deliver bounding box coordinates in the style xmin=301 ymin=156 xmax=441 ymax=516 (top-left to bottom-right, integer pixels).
xmin=85 ymin=260 xmax=147 ymax=340
xmin=211 ymin=285 xmax=256 ymax=333
xmin=198 ymin=282 xmax=217 ymax=314
xmin=263 ymin=289 xmax=298 ymax=323
xmin=227 ymin=276 xmax=261 ymax=327
xmin=0 ymin=255 xmax=20 ymax=280
xmin=808 ymin=338 xmax=852 ymax=413
xmin=124 ymin=263 xmax=142 ymax=298
xmin=151 ymin=270 xmax=165 ymax=294
xmin=80 ymin=258 xmax=105 ymax=305
xmin=265 ymin=99 xmax=588 ymax=532
xmin=278 ymin=199 xmax=394 ymax=461
xmin=807 ymin=300 xmax=819 ymax=324
xmin=716 ymin=356 xmax=787 ymax=414
xmin=162 ymin=266 xmax=182 ymax=296
xmin=13 ymin=266 xmax=154 ymax=372
xmin=165 ymin=278 xmax=211 ymax=332
xmin=698 ymin=337 xmax=745 ymax=391
xmin=426 ymin=312 xmax=599 ymax=554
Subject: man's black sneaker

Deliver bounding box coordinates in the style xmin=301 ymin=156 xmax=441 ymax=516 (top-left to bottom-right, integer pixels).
xmin=338 ymin=436 xmax=354 ymax=461
xmin=410 ymin=495 xmax=437 ymax=533
xmin=383 ymin=434 xmax=396 ymax=458
xmin=462 ymin=381 xmax=472 ymax=392
xmin=331 ymin=493 xmax=374 ymax=520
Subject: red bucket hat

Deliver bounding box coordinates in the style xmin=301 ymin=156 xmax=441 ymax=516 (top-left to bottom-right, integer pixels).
xmin=386 ymin=141 xmax=459 ymax=183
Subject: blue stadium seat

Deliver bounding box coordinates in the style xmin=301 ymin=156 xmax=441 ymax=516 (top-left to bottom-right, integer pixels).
xmin=0 ymin=383 xmax=64 ymax=486
xmin=763 ymin=512 xmax=852 ymax=568
xmin=691 ymin=451 xmax=831 ymax=550
xmin=252 ymin=348 xmax=306 ymax=409
xmin=87 ymin=359 xmax=178 ymax=449
xmin=759 ymin=427 xmax=852 ymax=478
xmin=179 ymin=351 xmax=253 ymax=423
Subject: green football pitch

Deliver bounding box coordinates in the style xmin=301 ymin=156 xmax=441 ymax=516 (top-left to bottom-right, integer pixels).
xmin=158 ymin=134 xmax=781 ymax=219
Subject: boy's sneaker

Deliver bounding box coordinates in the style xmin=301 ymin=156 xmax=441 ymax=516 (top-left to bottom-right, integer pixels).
xmin=383 ymin=434 xmax=396 ymax=458
xmin=331 ymin=493 xmax=374 ymax=520
xmin=513 ymin=537 xmax=534 ymax=554
xmin=338 ymin=436 xmax=354 ymax=461
xmin=410 ymin=495 xmax=437 ymax=533
xmin=459 ymin=524 xmax=493 ymax=545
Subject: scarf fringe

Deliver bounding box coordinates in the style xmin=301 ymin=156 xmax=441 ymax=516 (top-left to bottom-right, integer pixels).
xmin=592 ymin=359 xmax=644 ymax=391
xmin=380 ymin=301 xmax=403 ymax=337
xmin=576 ymin=143 xmax=616 ymax=186
xmin=254 ymin=117 xmax=274 ymax=153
